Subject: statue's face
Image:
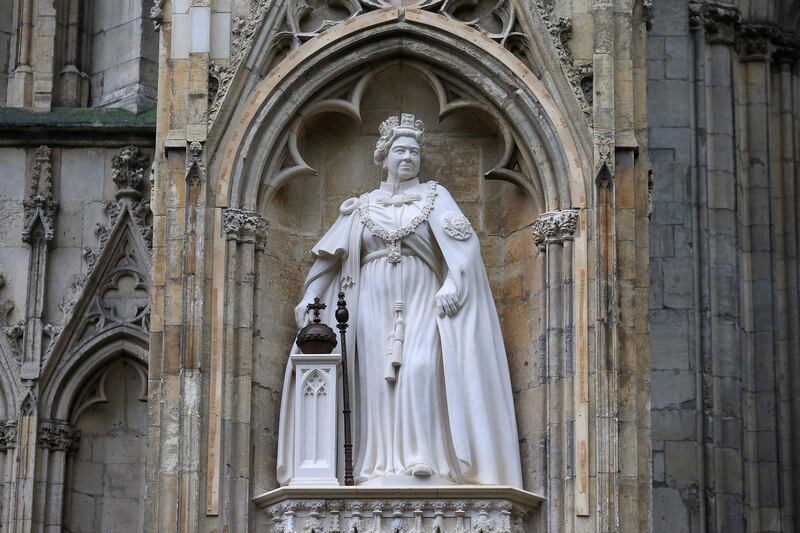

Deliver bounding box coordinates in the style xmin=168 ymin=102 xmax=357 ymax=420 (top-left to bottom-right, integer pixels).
xmin=384 ymin=136 xmax=421 ymax=181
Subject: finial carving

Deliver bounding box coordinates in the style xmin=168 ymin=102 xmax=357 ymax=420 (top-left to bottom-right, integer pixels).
xmin=112 ymin=146 xmax=149 ymax=201
xmin=22 ymin=146 xmax=58 ymax=243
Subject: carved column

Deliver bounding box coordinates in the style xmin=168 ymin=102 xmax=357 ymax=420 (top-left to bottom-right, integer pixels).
xmin=9 ymin=146 xmax=58 ymax=533
xmin=0 ymin=423 xmax=17 ymax=529
xmin=6 ymin=0 xmax=34 ymax=107
xmin=774 ymin=45 xmax=800 ymax=526
xmin=738 ymin=20 xmax=788 ymax=531
xmin=207 ymin=208 xmax=267 ymax=527
xmin=532 ymin=209 xmax=580 ymax=531
xmin=35 ymin=420 xmax=79 ymax=531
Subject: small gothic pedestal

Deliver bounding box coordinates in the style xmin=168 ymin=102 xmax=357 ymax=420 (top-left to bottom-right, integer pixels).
xmin=253 ymin=486 xmax=543 ymax=532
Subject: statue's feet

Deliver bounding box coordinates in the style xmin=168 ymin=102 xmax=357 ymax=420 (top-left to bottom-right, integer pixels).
xmin=411 ymin=463 xmax=433 ymax=478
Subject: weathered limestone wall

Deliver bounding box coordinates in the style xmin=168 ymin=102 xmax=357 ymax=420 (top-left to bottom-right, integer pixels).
xmin=0 ymin=0 xmax=13 ymax=106
xmin=3 ymin=0 xmax=156 ymax=110
xmin=87 ymin=0 xmax=159 ymax=111
xmin=648 ymin=1 xmax=800 ymax=531
xmin=0 ymin=139 xmax=154 ymax=532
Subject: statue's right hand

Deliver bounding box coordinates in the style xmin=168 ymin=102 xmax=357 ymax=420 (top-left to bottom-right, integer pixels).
xmin=294 ymin=293 xmax=317 ymax=330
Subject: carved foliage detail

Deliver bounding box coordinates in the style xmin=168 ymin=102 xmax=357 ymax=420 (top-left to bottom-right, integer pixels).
xmin=22 ymin=146 xmax=58 ymax=243
xmin=265 ymin=498 xmax=530 ymax=533
xmin=531 ymin=209 xmax=579 ymax=249
xmin=0 ymin=422 xmax=17 ymax=451
xmin=222 ymin=208 xmax=269 ymax=247
xmin=38 ymin=420 xmax=80 ymax=454
xmin=112 ymin=146 xmax=149 ymax=201
xmin=532 ymin=1 xmax=592 ymax=122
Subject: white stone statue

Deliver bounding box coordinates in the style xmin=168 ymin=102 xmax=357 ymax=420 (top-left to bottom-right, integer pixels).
xmin=277 ymin=113 xmax=523 ymax=488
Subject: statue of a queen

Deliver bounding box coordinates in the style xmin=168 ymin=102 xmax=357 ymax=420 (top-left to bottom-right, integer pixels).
xmin=277 ymin=113 xmax=523 ymax=488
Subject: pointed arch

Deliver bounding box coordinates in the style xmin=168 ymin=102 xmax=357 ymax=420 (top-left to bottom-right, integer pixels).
xmin=38 ymin=205 xmax=151 ymax=421
xmin=211 ymin=8 xmax=591 ymax=213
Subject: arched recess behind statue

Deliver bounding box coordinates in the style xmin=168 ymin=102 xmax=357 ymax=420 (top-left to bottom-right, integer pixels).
xmin=203 ymin=8 xmax=595 ymax=527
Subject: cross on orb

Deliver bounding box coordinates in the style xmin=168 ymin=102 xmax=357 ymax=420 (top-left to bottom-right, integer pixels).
xmin=306 ymin=297 xmax=326 ymax=324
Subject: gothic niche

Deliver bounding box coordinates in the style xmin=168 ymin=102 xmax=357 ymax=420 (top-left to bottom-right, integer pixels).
xmin=253 ymin=64 xmax=547 ymax=495
xmin=64 ymin=358 xmax=148 ymax=533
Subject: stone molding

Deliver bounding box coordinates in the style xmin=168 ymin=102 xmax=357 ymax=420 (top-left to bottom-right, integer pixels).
xmin=255 ymin=486 xmax=542 ymax=533
xmin=531 ymin=209 xmax=579 ymax=249
xmin=0 ymin=422 xmax=17 ymax=451
xmin=22 ymin=145 xmax=58 ymax=243
xmin=209 ymin=0 xmax=534 ymax=125
xmin=222 ymin=208 xmax=269 ymax=247
xmin=689 ymin=1 xmax=741 ymax=44
xmin=689 ymin=2 xmax=800 ymax=63
xmin=532 ymin=0 xmax=592 ymax=123
xmin=38 ymin=420 xmax=80 ymax=454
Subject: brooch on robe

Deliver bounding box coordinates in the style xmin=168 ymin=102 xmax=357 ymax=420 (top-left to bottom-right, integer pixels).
xmin=443 ymin=212 xmax=473 ymax=240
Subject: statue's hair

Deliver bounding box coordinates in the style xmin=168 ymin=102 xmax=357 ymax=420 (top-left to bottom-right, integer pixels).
xmin=373 ymin=113 xmax=425 ymax=166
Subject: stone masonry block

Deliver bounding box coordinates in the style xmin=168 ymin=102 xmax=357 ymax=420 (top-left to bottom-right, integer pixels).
xmin=651 ymin=309 xmax=690 ymax=369
xmin=652 ymin=409 xmax=696 ymax=441
xmin=648 ymin=80 xmax=691 ymax=127
xmin=653 ymin=487 xmax=690 ymax=533
xmin=664 ymin=441 xmax=699 ymax=486
xmin=650 ymin=225 xmax=675 ymax=258
xmin=662 ymin=257 xmax=693 ymax=309
xmin=651 ymin=0 xmax=688 ymax=36
xmin=652 ymin=370 xmax=695 ymax=409
xmin=665 ymin=37 xmax=690 ymax=80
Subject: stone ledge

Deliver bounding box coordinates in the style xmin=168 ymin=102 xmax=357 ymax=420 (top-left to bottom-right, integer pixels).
xmin=254 ymin=486 xmax=544 ymax=532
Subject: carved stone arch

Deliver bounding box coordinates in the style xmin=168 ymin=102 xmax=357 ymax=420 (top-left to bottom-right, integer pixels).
xmin=207 ymin=3 xmax=594 ymax=520
xmin=211 ymin=9 xmax=591 ymax=212
xmin=39 ymin=202 xmax=151 ymax=420
xmin=40 ymin=329 xmax=148 ymax=421
xmin=258 ymin=59 xmax=548 ymax=213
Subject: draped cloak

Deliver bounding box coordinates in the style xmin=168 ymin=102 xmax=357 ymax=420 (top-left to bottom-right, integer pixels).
xmin=276 ymin=181 xmax=523 ymax=488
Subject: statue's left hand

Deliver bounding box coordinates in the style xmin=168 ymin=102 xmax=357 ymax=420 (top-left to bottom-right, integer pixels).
xmin=436 ymin=277 xmax=460 ymax=318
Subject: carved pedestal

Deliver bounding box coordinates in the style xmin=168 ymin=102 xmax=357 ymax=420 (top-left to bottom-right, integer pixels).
xmin=289 ymin=354 xmax=341 ymax=487
xmin=254 ymin=486 xmax=543 ymax=532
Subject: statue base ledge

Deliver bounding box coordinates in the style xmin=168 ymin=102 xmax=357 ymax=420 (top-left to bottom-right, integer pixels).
xmin=254 ymin=486 xmax=544 ymax=532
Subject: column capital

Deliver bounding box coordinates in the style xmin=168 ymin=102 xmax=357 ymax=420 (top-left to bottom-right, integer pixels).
xmin=38 ymin=420 xmax=80 ymax=454
xmin=0 ymin=422 xmax=17 ymax=451
xmin=531 ymin=209 xmax=579 ymax=250
xmin=222 ymin=208 xmax=269 ymax=248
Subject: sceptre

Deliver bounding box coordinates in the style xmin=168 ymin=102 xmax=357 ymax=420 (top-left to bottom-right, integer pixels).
xmin=335 ymin=292 xmax=355 ymax=486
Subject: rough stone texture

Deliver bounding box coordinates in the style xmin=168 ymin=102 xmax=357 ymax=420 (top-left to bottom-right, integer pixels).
xmin=67 ymin=359 xmax=147 ymax=533
xmin=648 ymin=1 xmax=800 ymax=532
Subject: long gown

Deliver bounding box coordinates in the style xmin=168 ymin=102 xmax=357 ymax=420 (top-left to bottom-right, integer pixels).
xmin=355 ymin=179 xmax=457 ymax=484
xmin=276 ymin=177 xmax=523 ymax=488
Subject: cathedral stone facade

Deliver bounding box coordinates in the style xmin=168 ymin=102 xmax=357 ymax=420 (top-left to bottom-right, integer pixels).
xmin=0 ymin=0 xmax=797 ymax=531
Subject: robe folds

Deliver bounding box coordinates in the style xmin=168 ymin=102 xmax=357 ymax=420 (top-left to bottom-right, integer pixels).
xmin=276 ymin=180 xmax=523 ymax=488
